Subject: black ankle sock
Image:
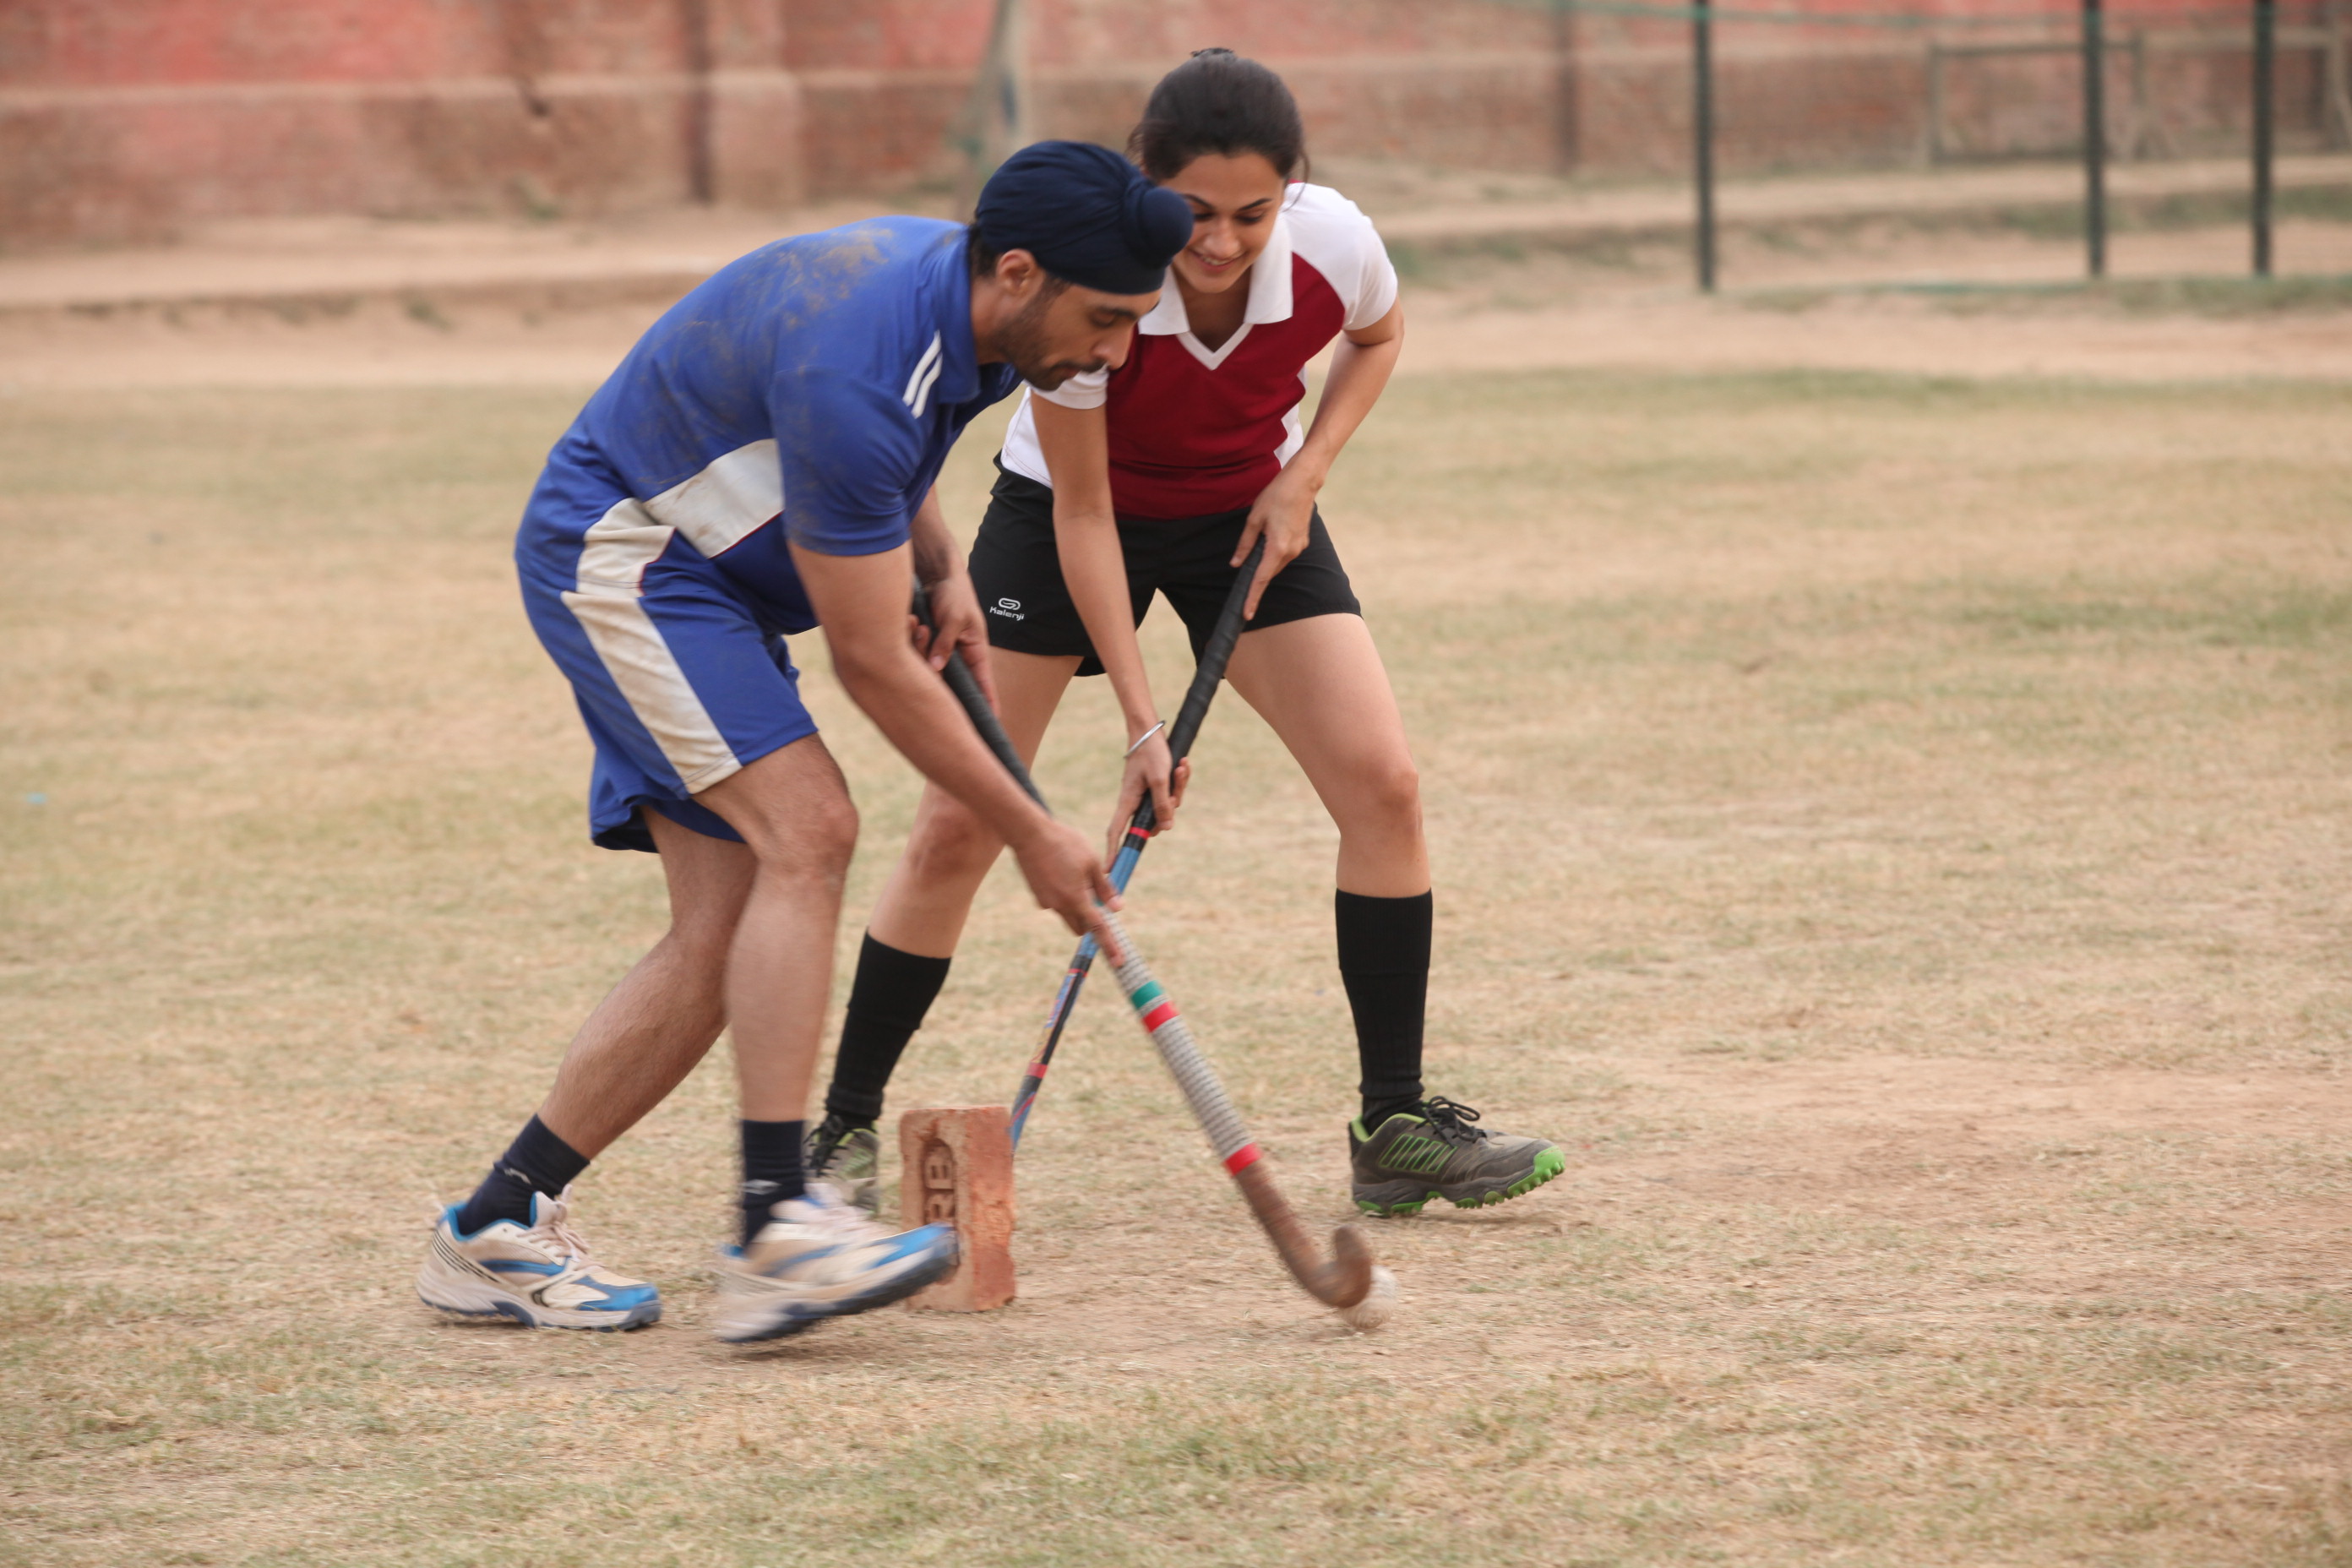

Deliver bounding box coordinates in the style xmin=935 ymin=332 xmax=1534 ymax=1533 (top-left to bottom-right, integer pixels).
xmin=453 ymin=1114 xmax=589 ymax=1235
xmin=824 ymin=934 xmax=953 ymax=1125
xmin=1337 ymin=890 xmax=1433 ymax=1126
xmin=739 ymin=1119 xmax=807 ymax=1244
xmin=1358 ymin=1096 xmax=1424 ymax=1134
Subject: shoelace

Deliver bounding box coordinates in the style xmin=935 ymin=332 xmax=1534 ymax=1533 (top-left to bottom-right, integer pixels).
xmin=1419 ymin=1096 xmax=1491 ymax=1145
xmin=520 ymin=1187 xmax=596 ymax=1270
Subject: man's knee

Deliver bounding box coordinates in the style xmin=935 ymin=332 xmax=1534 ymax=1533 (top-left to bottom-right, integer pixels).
xmin=697 ymin=737 xmax=860 ymax=885
xmin=753 ymin=791 xmax=858 ymax=887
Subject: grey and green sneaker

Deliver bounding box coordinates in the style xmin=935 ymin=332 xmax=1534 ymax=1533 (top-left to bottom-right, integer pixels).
xmin=1349 ymin=1096 xmax=1565 ymax=1216
xmin=805 ymin=1113 xmax=882 ymax=1217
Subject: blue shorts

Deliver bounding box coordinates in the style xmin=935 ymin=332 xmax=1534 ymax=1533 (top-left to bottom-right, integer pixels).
xmin=518 ymin=489 xmax=819 ymax=854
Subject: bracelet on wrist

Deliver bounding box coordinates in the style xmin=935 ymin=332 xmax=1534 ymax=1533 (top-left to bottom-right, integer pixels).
xmin=1124 ymin=720 xmax=1166 ymax=758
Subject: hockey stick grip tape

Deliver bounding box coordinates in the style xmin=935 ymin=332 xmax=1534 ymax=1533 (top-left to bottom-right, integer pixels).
xmin=1098 ymin=908 xmax=1253 ymax=1165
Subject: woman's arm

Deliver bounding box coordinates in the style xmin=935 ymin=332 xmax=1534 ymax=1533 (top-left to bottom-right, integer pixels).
xmin=1032 ymin=397 xmax=1184 ymax=845
xmin=1232 ymin=297 xmax=1405 ymax=618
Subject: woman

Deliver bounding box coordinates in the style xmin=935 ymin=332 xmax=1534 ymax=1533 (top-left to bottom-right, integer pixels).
xmin=814 ymin=50 xmax=1562 ymax=1217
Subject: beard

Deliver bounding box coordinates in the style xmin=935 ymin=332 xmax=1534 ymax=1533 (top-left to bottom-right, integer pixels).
xmin=998 ymin=286 xmax=1105 ymax=391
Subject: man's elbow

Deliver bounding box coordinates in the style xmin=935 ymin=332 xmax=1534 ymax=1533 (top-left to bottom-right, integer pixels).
xmin=824 ymin=631 xmax=908 ymax=693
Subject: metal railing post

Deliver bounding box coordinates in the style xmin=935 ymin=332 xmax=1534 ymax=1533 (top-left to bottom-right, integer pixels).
xmin=2083 ymin=0 xmax=2108 ymax=277
xmin=1925 ymin=41 xmax=1946 ymax=165
xmin=2255 ymin=0 xmax=2278 ymax=276
xmin=1695 ymin=0 xmax=1718 ymax=292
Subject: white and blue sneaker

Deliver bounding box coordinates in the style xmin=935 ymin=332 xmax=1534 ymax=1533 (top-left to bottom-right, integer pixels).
xmin=416 ymin=1189 xmax=662 ymax=1331
xmin=710 ymin=1181 xmax=957 ymax=1344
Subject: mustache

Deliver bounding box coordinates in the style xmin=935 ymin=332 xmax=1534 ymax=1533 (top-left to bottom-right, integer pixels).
xmin=1020 ymin=359 xmax=1108 ymax=390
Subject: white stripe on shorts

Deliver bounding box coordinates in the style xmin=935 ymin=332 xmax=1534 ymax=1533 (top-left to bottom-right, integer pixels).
xmin=563 ymin=498 xmax=743 ymax=792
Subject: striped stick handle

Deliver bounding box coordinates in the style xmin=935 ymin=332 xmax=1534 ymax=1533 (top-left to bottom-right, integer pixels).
xmin=1097 ymin=906 xmax=1375 ymax=1311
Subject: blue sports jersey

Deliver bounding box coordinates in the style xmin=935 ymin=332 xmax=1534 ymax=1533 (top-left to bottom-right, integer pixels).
xmin=512 ymin=216 xmax=1024 ymax=852
xmin=515 ymin=216 xmax=1021 ymax=633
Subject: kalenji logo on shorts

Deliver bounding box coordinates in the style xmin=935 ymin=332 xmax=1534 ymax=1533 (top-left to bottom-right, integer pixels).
xmin=991 ymin=597 xmax=1025 ymax=621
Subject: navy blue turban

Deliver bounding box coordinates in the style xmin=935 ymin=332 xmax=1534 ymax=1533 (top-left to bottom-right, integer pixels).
xmin=974 ymin=140 xmax=1194 ymax=296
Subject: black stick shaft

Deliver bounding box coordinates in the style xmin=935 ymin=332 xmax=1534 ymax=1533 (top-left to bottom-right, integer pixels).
xmin=1137 ymin=535 xmax=1262 ymax=829
xmin=942 ymin=650 xmax=1042 ymax=808
xmin=911 ymin=579 xmax=1045 ymax=809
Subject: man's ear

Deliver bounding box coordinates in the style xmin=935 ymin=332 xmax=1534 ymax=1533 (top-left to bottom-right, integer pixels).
xmin=994 ymin=248 xmax=1043 ymax=299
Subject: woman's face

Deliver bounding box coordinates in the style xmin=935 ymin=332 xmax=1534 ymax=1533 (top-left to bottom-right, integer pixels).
xmin=1162 ymin=151 xmax=1289 ymax=295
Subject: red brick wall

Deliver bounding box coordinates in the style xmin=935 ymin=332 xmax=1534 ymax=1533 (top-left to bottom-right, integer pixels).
xmin=0 ymin=0 xmax=2332 ymax=247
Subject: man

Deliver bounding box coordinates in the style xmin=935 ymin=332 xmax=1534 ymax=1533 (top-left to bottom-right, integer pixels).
xmin=416 ymin=142 xmax=1195 ymax=1345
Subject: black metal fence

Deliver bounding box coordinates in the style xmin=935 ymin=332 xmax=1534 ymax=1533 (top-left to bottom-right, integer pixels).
xmin=1664 ymin=0 xmax=2348 ymax=289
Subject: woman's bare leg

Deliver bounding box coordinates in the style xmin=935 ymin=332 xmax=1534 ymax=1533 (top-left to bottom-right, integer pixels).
xmin=1224 ymin=613 xmax=1428 ymax=897
xmin=535 ymin=808 xmax=755 ymax=1156
xmin=865 ymin=649 xmax=1084 ymax=957
xmin=1227 ymin=612 xmax=1562 ymax=1211
xmin=692 ymin=733 xmax=863 ymax=1124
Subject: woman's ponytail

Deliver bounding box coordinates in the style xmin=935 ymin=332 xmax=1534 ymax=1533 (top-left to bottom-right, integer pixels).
xmin=1128 ymin=48 xmax=1307 ymax=184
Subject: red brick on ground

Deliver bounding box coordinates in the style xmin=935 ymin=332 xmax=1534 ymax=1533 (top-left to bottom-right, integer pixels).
xmin=898 ymin=1104 xmax=1016 ymax=1312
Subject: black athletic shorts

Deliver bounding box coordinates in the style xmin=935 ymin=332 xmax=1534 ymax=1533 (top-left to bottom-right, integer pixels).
xmin=968 ymin=466 xmax=1362 ymax=677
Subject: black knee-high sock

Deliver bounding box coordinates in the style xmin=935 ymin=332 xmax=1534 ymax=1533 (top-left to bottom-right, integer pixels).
xmin=1337 ymin=890 xmax=1433 ymax=1130
xmin=824 ymin=934 xmax=953 ymax=1125
xmin=740 ymin=1119 xmax=807 ymax=1244
xmin=453 ymin=1114 xmax=590 ymax=1234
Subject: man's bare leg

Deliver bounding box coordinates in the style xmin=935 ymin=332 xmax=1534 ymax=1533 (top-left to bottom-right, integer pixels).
xmin=536 ymin=808 xmax=754 ymax=1157
xmin=692 ymin=732 xmax=863 ymax=1124
xmin=417 ymin=794 xmax=764 ymax=1331
xmin=693 ymin=735 xmax=966 ymax=1342
xmin=438 ymin=738 xmax=846 ymax=1240
xmin=419 ymin=733 xmax=896 ymax=1331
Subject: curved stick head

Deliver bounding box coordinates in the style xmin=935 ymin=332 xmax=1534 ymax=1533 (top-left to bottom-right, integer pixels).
xmin=1232 ymin=1160 xmax=1381 ymax=1309
xmin=1313 ymin=1222 xmax=1377 ymax=1310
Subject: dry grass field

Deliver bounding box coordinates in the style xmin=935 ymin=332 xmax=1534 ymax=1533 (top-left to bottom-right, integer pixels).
xmin=3 ymin=356 xmax=2350 ymax=1565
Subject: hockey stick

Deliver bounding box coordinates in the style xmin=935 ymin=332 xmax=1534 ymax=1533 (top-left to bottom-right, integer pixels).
xmin=917 ymin=586 xmax=1383 ymax=1318
xmin=1006 ymin=536 xmax=1265 ymax=1151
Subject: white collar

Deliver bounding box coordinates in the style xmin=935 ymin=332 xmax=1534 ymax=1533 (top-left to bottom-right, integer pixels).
xmin=1138 ymin=196 xmax=1296 ymax=337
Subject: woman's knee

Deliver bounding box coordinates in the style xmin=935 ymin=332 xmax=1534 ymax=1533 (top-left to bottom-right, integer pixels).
xmin=1342 ymin=755 xmax=1424 ymax=838
xmin=902 ymin=793 xmax=1004 ymax=887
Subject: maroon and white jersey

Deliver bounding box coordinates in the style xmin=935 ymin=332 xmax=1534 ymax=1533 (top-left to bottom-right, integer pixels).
xmin=999 ymin=182 xmax=1399 ymax=520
